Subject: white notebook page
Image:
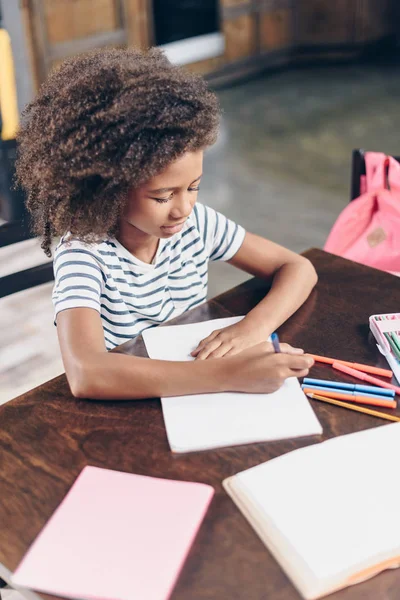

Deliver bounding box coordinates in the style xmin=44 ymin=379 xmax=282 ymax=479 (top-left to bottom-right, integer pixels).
xmin=235 ymin=422 xmax=400 ymax=581
xmin=142 ymin=317 xmax=322 ymax=452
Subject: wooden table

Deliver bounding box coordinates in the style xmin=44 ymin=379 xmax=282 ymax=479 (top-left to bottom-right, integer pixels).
xmin=1 ymin=249 xmax=400 ymax=600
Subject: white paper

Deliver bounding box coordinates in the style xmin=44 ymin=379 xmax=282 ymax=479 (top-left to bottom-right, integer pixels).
xmin=233 ymin=423 xmax=400 ymax=585
xmin=142 ymin=317 xmax=322 ymax=452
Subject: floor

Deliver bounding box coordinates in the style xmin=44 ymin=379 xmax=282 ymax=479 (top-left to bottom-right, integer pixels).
xmin=2 ymin=61 xmax=400 ymax=406
xmin=2 ymin=589 xmax=23 ymax=600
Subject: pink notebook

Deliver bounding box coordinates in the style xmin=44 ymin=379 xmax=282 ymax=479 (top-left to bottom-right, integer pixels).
xmin=12 ymin=466 xmax=214 ymax=600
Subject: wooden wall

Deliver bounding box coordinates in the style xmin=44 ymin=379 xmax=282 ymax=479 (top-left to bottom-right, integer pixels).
xmin=295 ymin=0 xmax=353 ymax=46
xmin=44 ymin=0 xmax=121 ymax=44
xmin=22 ymin=0 xmax=398 ymax=90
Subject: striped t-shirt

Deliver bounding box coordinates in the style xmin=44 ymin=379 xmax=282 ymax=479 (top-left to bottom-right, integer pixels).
xmin=52 ymin=202 xmax=245 ymax=350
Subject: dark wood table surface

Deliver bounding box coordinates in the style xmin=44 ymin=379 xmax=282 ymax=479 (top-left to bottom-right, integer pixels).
xmin=2 ymin=248 xmax=400 ymax=600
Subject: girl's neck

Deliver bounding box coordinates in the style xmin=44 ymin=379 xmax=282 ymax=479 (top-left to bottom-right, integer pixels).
xmin=117 ymin=221 xmax=159 ymax=265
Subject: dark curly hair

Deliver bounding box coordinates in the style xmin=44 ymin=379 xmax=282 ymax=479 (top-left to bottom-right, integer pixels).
xmin=16 ymin=47 xmax=220 ymax=256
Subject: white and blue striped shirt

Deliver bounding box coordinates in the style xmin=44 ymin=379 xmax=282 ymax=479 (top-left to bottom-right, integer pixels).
xmin=52 ymin=203 xmax=245 ymax=349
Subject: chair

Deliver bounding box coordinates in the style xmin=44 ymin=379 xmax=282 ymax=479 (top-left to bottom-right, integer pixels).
xmin=0 ymin=217 xmax=54 ymax=298
xmin=0 ymin=26 xmax=54 ymax=298
xmin=350 ymin=148 xmax=400 ymax=200
xmin=0 ymin=92 xmax=53 ymax=297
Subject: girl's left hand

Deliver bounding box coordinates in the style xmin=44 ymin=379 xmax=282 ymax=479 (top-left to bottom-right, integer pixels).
xmin=190 ymin=321 xmax=304 ymax=360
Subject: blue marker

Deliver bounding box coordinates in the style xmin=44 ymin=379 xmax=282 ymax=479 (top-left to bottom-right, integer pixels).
xmin=271 ymin=332 xmax=281 ymax=353
xmin=301 ymin=383 xmax=395 ymax=400
xmin=303 ymin=377 xmax=395 ymax=398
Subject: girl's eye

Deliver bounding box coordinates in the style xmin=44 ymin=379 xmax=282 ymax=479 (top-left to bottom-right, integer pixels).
xmin=151 ymin=186 xmax=199 ymax=203
xmin=151 ymin=192 xmax=174 ymax=203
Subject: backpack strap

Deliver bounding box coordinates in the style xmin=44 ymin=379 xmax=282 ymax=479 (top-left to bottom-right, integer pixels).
xmin=364 ymin=152 xmax=387 ymax=192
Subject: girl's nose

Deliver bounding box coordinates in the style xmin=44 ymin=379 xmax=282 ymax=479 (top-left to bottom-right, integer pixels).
xmin=169 ymin=192 xmax=193 ymax=220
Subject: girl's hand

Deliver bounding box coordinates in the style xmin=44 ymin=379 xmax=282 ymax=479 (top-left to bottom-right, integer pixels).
xmin=226 ymin=344 xmax=314 ymax=393
xmin=191 ymin=321 xmax=304 ymax=360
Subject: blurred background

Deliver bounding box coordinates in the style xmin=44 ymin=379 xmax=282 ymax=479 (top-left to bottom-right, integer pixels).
xmin=1 ymin=0 xmax=400 ymax=406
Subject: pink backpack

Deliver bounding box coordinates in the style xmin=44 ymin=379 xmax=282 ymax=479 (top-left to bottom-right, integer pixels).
xmin=324 ymin=152 xmax=400 ymax=275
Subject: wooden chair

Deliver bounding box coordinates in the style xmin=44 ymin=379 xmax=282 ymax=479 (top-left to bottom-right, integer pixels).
xmin=350 ymin=148 xmax=400 ymax=200
xmin=0 ymin=53 xmax=53 ymax=298
xmin=0 ymin=217 xmax=54 ymax=298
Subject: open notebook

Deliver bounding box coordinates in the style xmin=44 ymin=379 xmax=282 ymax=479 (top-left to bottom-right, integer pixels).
xmin=12 ymin=466 xmax=214 ymax=600
xmin=223 ymin=423 xmax=400 ymax=600
xmin=142 ymin=317 xmax=322 ymax=452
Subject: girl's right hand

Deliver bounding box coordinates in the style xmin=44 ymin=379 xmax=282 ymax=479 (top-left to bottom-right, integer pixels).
xmin=225 ymin=342 xmax=314 ymax=394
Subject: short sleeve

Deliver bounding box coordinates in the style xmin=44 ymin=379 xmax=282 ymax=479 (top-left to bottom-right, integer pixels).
xmin=193 ymin=203 xmax=245 ymax=262
xmin=52 ymin=242 xmax=104 ymax=319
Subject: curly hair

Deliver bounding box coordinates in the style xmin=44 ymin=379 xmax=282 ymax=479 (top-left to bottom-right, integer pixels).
xmin=16 ymin=47 xmax=220 ymax=256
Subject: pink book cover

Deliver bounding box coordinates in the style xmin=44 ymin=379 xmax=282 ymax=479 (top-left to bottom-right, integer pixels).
xmin=12 ymin=466 xmax=214 ymax=600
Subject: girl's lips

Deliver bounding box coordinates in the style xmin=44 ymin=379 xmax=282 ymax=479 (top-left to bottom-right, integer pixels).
xmin=161 ymin=221 xmax=186 ymax=233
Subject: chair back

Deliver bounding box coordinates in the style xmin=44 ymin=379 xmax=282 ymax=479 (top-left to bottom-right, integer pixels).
xmin=0 ymin=28 xmax=53 ymax=299
xmin=0 ymin=218 xmax=54 ymax=298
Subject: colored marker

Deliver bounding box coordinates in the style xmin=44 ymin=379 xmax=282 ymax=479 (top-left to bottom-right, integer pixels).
xmin=332 ymin=362 xmax=400 ymax=396
xmin=271 ymin=332 xmax=281 ymax=353
xmin=302 ymin=387 xmax=396 ymax=409
xmin=302 ymin=384 xmax=396 ymax=402
xmin=391 ymin=331 xmax=400 ymax=353
xmin=309 ymin=354 xmax=392 ymax=378
xmin=303 ymin=377 xmax=395 ymax=398
xmin=393 ymin=331 xmax=400 ymax=351
xmin=306 ymin=392 xmax=400 ymax=423
xmin=384 ymin=332 xmax=400 ymax=361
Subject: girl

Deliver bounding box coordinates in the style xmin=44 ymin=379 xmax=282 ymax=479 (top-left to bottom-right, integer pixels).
xmin=16 ymin=48 xmax=316 ymax=400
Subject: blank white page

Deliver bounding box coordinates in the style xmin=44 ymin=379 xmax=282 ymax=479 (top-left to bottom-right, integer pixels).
xmin=142 ymin=317 xmax=322 ymax=452
xmin=235 ymin=422 xmax=400 ymax=583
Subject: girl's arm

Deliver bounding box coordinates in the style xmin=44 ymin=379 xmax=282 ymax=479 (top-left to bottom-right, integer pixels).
xmin=192 ymin=232 xmax=317 ymax=359
xmin=56 ymin=307 xmax=313 ymax=400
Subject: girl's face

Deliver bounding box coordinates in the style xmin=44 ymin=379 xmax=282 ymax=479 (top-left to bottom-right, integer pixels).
xmin=123 ymin=150 xmax=204 ymax=239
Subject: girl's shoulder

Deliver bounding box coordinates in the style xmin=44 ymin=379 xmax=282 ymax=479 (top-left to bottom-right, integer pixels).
xmin=192 ymin=201 xmax=231 ymax=223
xmin=191 ymin=202 xmax=233 ymax=238
xmin=191 ymin=202 xmax=219 ymax=231
xmin=54 ymin=235 xmax=112 ymax=268
xmin=192 ymin=201 xmax=211 ymax=221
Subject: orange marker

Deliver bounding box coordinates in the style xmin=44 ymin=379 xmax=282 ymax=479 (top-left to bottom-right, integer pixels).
xmin=302 ymin=387 xmax=396 ymax=409
xmin=332 ymin=361 xmax=400 ymax=396
xmin=309 ymin=354 xmax=392 ymax=379
xmin=306 ymin=393 xmax=400 ymax=423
